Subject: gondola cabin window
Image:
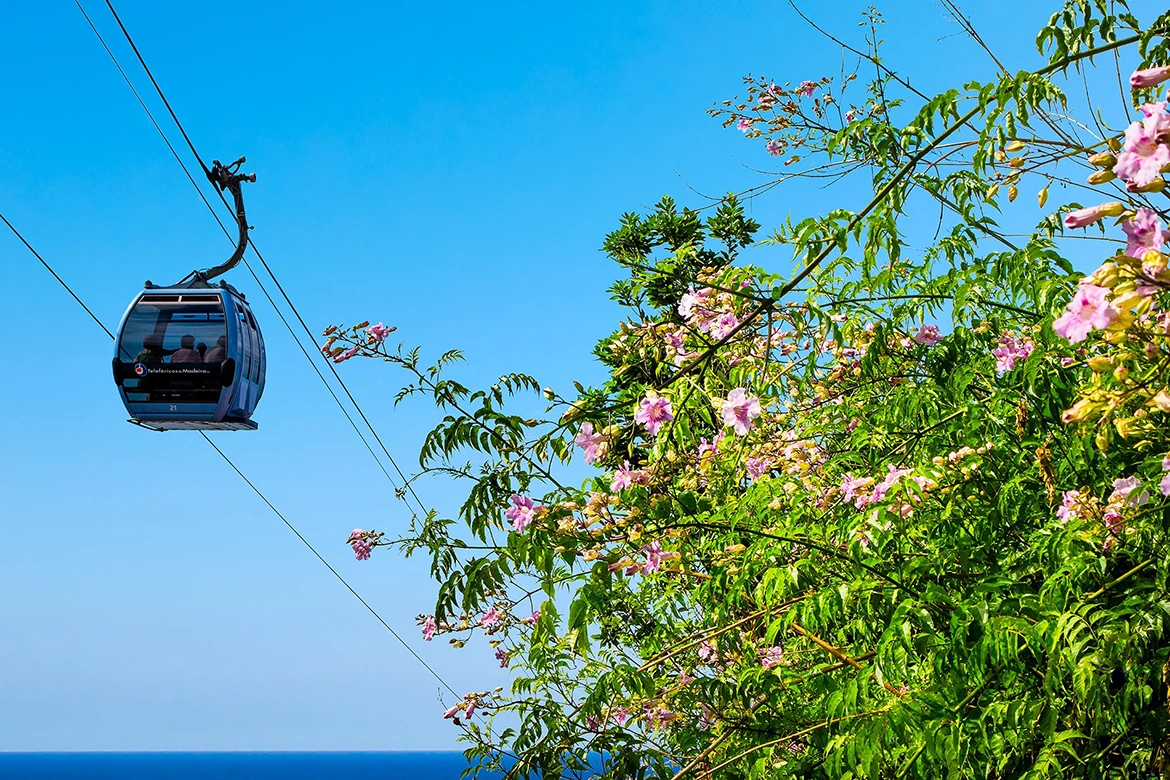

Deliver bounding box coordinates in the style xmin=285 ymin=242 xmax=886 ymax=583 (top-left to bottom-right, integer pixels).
xmin=116 ymin=295 xmax=227 ymax=403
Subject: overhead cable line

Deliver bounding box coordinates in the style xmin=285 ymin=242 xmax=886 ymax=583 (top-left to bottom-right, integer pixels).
xmin=76 ymin=0 xmax=415 ymax=507
xmin=1 ymin=210 xmax=456 ymax=697
xmin=93 ymin=0 xmax=432 ymax=519
xmin=1 ymin=213 xmax=114 ymax=340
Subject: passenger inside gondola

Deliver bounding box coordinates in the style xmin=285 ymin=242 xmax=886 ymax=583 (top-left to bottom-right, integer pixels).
xmin=204 ymin=335 xmax=227 ymax=364
xmin=171 ymin=334 xmax=202 ymax=363
xmin=196 ymin=342 xmax=207 ymax=361
xmin=134 ymin=333 xmax=175 ymax=363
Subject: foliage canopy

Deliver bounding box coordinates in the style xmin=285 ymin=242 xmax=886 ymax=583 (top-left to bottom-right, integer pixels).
xmin=333 ymin=2 xmax=1170 ymax=777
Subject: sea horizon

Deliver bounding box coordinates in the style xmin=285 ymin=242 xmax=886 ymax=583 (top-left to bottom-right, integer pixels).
xmin=0 ymin=750 xmax=486 ymax=779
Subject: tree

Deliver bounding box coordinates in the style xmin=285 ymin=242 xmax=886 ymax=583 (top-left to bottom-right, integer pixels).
xmin=332 ymin=2 xmax=1170 ymax=777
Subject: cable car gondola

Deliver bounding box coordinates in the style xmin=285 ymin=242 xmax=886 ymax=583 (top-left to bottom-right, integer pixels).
xmin=112 ymin=158 xmax=266 ymax=431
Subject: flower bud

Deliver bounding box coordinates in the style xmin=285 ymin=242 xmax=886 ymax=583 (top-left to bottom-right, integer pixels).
xmin=1130 ymin=65 xmax=1170 ymax=89
xmin=1087 ymin=169 xmax=1117 ymax=184
xmin=1107 ymin=137 xmax=1121 ymax=153
xmin=543 ymin=387 xmax=555 ymax=400
xmin=1064 ymin=202 xmax=1124 ymax=229
xmin=1113 ymin=365 xmax=1130 ymax=382
xmin=1005 ymin=140 xmax=1026 ymax=152
xmin=1151 ymin=390 xmax=1170 ymax=411
xmin=1088 ymin=150 xmax=1117 ymax=168
xmin=1095 ymin=425 xmax=1111 ymax=452
xmin=1008 ymin=185 xmax=1019 ymax=202
xmin=1087 ymin=356 xmax=1113 ymax=373
xmin=1128 ymin=178 xmax=1167 ymax=193
xmin=1084 ymin=261 xmax=1119 ymax=287
xmin=1113 ymin=290 xmax=1149 ymax=312
xmin=1037 ymin=186 xmax=1049 ymax=208
xmin=1061 ymin=398 xmax=1100 ymax=424
xmin=986 ymin=183 xmax=1000 ymax=200
xmin=1008 ymin=156 xmax=1024 ymax=168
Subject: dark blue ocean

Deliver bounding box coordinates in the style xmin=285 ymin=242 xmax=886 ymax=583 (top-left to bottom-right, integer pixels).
xmin=0 ymin=752 xmax=482 ymax=779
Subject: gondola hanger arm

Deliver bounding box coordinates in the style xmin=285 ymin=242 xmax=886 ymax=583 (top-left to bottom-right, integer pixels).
xmin=178 ymin=156 xmax=256 ymax=287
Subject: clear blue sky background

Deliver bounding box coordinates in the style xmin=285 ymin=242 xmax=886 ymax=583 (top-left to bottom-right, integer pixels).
xmin=1 ymin=0 xmax=1161 ymax=752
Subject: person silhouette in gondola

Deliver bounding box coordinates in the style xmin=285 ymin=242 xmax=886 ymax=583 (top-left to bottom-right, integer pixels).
xmin=171 ymin=334 xmax=202 ymax=363
xmin=204 ymin=335 xmax=228 ymax=364
xmin=134 ymin=333 xmax=176 ymax=364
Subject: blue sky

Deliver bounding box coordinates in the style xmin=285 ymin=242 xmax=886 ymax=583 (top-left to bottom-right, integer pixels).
xmin=1 ymin=0 xmax=1161 ymax=751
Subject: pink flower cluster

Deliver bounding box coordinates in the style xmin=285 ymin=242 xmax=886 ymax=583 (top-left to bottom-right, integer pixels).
xmin=1056 ymin=489 xmax=1090 ymax=524
xmin=745 ymin=455 xmax=773 ymax=481
xmin=1054 ymin=284 xmax=1119 ymax=343
xmin=421 ymin=616 xmax=437 ymax=641
xmin=1113 ymin=100 xmax=1170 ymax=189
xmin=840 ymin=464 xmax=912 ymax=510
xmin=722 ymin=388 xmax=762 ymax=436
xmin=678 ymin=286 xmax=743 ymax=341
xmin=664 ymin=329 xmax=697 ymax=367
xmin=636 ymin=394 xmax=674 ymax=436
xmin=505 ymin=494 xmax=539 ymax=532
xmin=479 ymin=607 xmax=501 ymax=628
xmin=443 ymin=696 xmax=478 ymax=720
xmin=494 ymin=647 xmax=509 ymax=668
xmin=760 ymin=646 xmax=785 ymax=669
xmin=991 ymin=332 xmax=1034 ymax=373
xmin=610 ymin=540 xmax=678 ymax=576
xmin=573 ymin=422 xmax=606 ymax=464
xmin=1091 ymin=475 xmax=1152 ymax=550
xmin=1123 ymin=208 xmax=1165 ymax=259
xmin=348 ymin=528 xmax=372 ymax=561
xmin=756 ymin=83 xmax=782 ymax=111
xmin=367 ymin=322 xmax=392 ymax=342
xmin=611 ymin=461 xmax=650 ymax=492
xmin=913 ymin=324 xmax=942 ymax=346
xmin=698 ymin=431 xmax=726 ymax=464
xmin=643 ymin=704 xmax=679 ymax=731
xmin=642 ymin=541 xmax=666 ymax=573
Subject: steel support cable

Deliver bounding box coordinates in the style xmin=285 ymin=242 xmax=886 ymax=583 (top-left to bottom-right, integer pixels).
xmin=0 ymin=213 xmax=114 ymax=339
xmin=95 ymin=0 xmax=432 ymax=520
xmin=74 ymin=0 xmax=225 ymax=237
xmin=1 ymin=210 xmax=457 ymax=698
xmin=101 ymin=0 xmax=209 ymax=177
xmin=76 ymin=1 xmax=412 ymax=505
